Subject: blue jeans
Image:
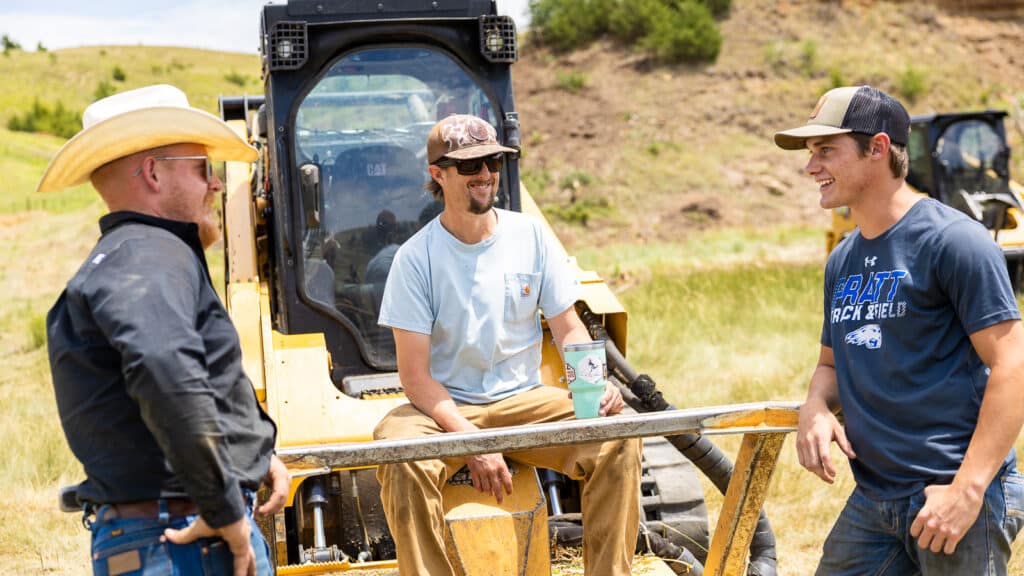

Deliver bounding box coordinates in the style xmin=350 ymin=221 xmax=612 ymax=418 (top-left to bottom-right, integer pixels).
xmin=816 ymin=468 xmax=1024 ymax=575
xmin=89 ymin=501 xmax=272 ymax=576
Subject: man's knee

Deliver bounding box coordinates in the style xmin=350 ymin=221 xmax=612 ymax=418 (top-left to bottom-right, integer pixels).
xmin=607 ymin=437 xmax=642 ymax=468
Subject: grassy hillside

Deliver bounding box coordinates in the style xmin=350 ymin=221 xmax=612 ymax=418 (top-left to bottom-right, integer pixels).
xmin=2 ymin=1 xmax=1024 ymax=573
xmin=516 ymin=0 xmax=1024 ymax=247
xmin=0 ymin=45 xmax=260 ymax=126
xmin=0 ymin=45 xmax=260 ymax=214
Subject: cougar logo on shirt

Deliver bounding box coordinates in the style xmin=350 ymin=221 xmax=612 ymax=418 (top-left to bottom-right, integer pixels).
xmin=845 ymin=324 xmax=882 ymax=350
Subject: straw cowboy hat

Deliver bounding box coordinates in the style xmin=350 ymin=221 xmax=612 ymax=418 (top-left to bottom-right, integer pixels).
xmin=37 ymin=84 xmax=257 ymax=193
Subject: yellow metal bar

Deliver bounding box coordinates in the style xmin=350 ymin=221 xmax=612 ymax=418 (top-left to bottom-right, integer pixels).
xmin=222 ymin=119 xmax=258 ymax=284
xmin=704 ymin=432 xmax=787 ymax=576
xmin=227 ymin=281 xmax=266 ymax=401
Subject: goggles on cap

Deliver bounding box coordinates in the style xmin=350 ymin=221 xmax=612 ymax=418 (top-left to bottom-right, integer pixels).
xmin=434 ymin=153 xmax=504 ymax=176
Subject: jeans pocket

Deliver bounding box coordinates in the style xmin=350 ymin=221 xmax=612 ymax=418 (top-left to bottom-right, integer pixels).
xmin=200 ymin=538 xmax=235 ymax=575
xmin=91 ymin=523 xmax=172 ymax=576
xmin=1002 ymin=468 xmax=1024 ymax=519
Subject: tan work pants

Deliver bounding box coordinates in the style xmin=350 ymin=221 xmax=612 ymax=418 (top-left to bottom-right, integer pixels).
xmin=374 ymin=385 xmax=642 ymax=576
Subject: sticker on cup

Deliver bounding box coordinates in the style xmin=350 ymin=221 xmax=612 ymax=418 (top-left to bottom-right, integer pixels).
xmin=564 ymin=341 xmax=606 ymax=419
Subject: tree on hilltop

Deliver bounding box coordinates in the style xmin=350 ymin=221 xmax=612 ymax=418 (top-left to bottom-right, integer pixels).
xmin=2 ymin=34 xmax=22 ymax=55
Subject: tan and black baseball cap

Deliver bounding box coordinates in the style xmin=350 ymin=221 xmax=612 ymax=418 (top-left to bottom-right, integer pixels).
xmin=774 ymin=86 xmax=910 ymax=151
xmin=427 ymin=114 xmax=517 ymax=164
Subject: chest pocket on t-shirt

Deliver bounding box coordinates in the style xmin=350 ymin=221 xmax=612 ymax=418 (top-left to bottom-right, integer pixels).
xmin=504 ymin=272 xmax=541 ymax=323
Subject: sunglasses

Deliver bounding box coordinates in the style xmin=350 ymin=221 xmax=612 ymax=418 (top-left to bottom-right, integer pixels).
xmin=135 ymin=155 xmax=214 ymax=182
xmin=434 ymin=153 xmax=504 ymax=176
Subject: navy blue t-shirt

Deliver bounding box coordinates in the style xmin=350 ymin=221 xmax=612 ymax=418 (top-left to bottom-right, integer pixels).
xmin=823 ymin=198 xmax=1020 ymax=500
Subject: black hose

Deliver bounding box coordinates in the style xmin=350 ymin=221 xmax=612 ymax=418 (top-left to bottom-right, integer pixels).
xmin=580 ymin=309 xmax=778 ymax=576
xmin=549 ymin=517 xmax=702 ymax=575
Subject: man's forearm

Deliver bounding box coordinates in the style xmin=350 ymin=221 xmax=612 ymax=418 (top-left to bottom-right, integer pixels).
xmin=133 ymin=374 xmax=245 ymax=528
xmin=806 ymin=363 xmax=840 ymax=412
xmin=954 ymin=364 xmax=1024 ymax=493
xmin=553 ymin=323 xmax=590 ymax=350
xmin=548 ymin=306 xmax=591 ymax=355
xmin=404 ymin=376 xmax=476 ymax=433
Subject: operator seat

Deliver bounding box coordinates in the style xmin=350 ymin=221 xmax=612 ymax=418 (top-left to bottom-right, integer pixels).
xmin=328 ymin=145 xmax=425 ymax=233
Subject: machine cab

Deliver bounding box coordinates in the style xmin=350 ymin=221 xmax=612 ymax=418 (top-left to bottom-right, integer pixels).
xmin=907 ymin=111 xmax=1018 ymax=229
xmin=254 ymin=0 xmax=521 ymax=381
xmin=827 ymin=111 xmax=1021 ymax=256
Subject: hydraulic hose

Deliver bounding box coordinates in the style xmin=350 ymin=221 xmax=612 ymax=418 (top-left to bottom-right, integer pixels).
xmin=579 ymin=308 xmax=778 ymax=576
xmin=549 ymin=517 xmax=702 ymax=575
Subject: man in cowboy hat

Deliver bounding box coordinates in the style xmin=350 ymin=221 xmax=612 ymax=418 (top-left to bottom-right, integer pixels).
xmin=372 ymin=114 xmax=641 ymax=575
xmin=41 ymin=84 xmax=287 ymax=576
xmin=778 ymin=86 xmax=1024 ymax=574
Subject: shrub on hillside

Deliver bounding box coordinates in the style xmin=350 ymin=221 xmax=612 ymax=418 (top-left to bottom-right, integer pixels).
xmin=112 ymin=66 xmax=126 ymax=82
xmin=7 ymin=99 xmax=81 ymax=138
xmin=641 ymin=1 xmax=722 ymax=64
xmin=897 ymin=65 xmax=928 ymax=104
xmin=702 ymin=0 xmax=731 ymax=17
xmin=95 ymin=80 xmax=116 ymax=100
xmin=2 ymin=34 xmax=21 ymax=54
xmin=798 ymin=40 xmax=819 ymax=77
xmin=531 ymin=0 xmax=723 ymax=64
xmin=529 ymin=0 xmax=613 ymax=52
xmin=554 ymin=70 xmax=588 ymax=93
xmin=224 ymin=70 xmax=249 ymax=87
xmin=607 ymin=0 xmax=666 ymax=42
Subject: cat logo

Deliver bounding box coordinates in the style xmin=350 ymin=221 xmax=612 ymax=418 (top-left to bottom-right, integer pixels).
xmin=845 ymin=324 xmax=882 ymax=350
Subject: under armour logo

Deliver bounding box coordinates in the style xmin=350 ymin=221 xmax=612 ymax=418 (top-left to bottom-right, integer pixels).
xmin=864 ymin=256 xmax=877 ymax=267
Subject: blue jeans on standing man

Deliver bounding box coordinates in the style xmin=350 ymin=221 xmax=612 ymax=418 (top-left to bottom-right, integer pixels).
xmin=816 ymin=468 xmax=1024 ymax=576
xmin=89 ymin=497 xmax=272 ymax=576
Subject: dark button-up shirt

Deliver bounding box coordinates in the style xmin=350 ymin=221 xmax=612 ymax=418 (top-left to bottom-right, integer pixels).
xmin=47 ymin=211 xmax=277 ymax=528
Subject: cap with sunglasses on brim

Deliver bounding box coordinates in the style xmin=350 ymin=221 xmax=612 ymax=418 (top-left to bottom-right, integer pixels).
xmin=774 ymin=85 xmax=910 ymax=151
xmin=37 ymin=84 xmax=257 ymax=193
xmin=427 ymin=114 xmax=517 ymax=165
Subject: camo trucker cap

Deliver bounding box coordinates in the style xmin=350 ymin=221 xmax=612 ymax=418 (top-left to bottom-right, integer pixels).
xmin=427 ymin=114 xmax=517 ymax=164
xmin=774 ymin=86 xmax=910 ymax=150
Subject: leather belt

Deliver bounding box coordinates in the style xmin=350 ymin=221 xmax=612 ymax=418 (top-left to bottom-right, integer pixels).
xmin=104 ymin=499 xmax=199 ymax=520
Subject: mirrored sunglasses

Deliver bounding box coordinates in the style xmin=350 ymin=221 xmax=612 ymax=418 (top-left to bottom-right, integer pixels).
xmin=434 ymin=153 xmax=504 ymax=176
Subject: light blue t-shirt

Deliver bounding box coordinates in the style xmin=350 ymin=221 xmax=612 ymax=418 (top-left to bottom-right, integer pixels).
xmin=823 ymin=198 xmax=1020 ymax=499
xmin=378 ymin=208 xmax=581 ymax=404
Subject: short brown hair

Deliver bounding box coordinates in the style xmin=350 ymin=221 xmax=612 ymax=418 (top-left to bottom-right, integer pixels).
xmin=425 ymin=177 xmax=443 ymax=201
xmin=850 ymin=132 xmax=909 ymax=180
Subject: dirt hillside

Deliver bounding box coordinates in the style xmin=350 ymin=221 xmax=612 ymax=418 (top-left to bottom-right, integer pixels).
xmin=511 ymin=0 xmax=1024 ymax=247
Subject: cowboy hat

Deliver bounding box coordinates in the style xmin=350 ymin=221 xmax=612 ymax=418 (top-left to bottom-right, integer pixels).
xmin=37 ymin=84 xmax=257 ymax=193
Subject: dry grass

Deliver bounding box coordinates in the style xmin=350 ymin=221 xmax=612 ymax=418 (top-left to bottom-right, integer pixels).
xmin=0 ymin=206 xmax=99 ymax=574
